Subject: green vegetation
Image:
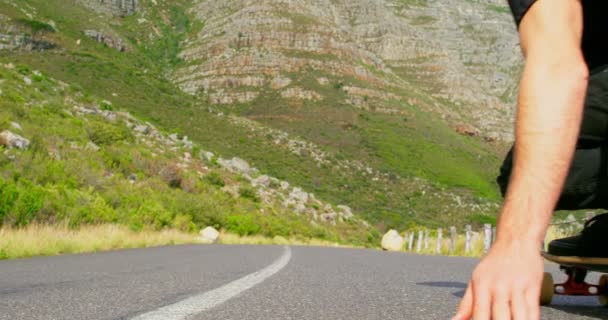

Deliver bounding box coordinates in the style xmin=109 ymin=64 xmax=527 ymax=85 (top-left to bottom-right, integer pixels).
xmin=0 ymin=0 xmax=506 ymax=252
xmin=487 ymin=4 xmax=511 ymax=14
xmin=204 ymin=171 xmax=225 ymax=187
xmin=0 ymin=64 xmax=370 ymax=248
xmin=409 ymin=15 xmax=437 ymax=26
xmin=15 ymin=18 xmax=56 ymax=34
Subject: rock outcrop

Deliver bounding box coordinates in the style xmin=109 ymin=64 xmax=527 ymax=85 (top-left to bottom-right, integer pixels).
xmin=174 ymin=0 xmax=522 ymax=141
xmin=83 ymin=30 xmax=128 ymax=51
xmin=77 ymin=0 xmax=139 ymax=17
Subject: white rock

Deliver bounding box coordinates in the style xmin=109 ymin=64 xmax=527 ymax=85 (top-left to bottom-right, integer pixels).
xmin=381 ymin=230 xmax=404 ymax=251
xmin=317 ymin=77 xmax=330 ymax=85
xmin=203 ymin=151 xmax=215 ymax=161
xmin=86 ymin=141 xmax=101 ymax=152
xmin=200 ymin=226 xmax=220 ymax=243
xmin=270 ymin=76 xmax=291 ymax=89
xmin=252 ymin=175 xmax=271 ymax=187
xmin=294 ymin=203 xmax=307 ymax=214
xmin=289 ymin=187 xmax=309 ymax=203
xmin=219 ymin=157 xmax=252 ymax=175
xmin=230 ymin=157 xmax=251 ymax=174
xmin=337 ymin=205 xmax=353 ymax=219
xmin=10 ymin=122 xmax=22 ymax=131
xmin=134 ymin=124 xmax=149 ymax=134
xmin=321 ymin=212 xmax=337 ymax=223
xmin=0 ymin=131 xmax=29 ymax=149
xmin=23 ymin=76 xmax=32 ymax=85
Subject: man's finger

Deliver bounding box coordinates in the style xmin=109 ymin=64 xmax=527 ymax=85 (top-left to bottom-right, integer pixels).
xmin=491 ymin=288 xmax=511 ymax=320
xmin=525 ymin=286 xmax=541 ymax=320
xmin=511 ymin=288 xmax=528 ymax=320
xmin=472 ymin=281 xmax=492 ymax=320
xmin=453 ymin=283 xmax=473 ymax=320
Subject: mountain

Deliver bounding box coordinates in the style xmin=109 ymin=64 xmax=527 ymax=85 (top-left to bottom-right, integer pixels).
xmin=0 ymin=0 xmax=522 ymax=235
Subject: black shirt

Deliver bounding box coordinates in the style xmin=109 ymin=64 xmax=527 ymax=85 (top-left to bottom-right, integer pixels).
xmin=508 ymin=0 xmax=608 ymax=71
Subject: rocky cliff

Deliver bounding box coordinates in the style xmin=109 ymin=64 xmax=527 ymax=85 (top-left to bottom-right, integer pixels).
xmin=77 ymin=0 xmax=139 ymax=17
xmin=175 ymin=0 xmax=522 ymax=141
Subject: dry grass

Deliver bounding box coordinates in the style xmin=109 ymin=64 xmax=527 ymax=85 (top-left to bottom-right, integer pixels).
xmin=0 ymin=224 xmax=357 ymax=260
xmin=217 ymin=232 xmax=353 ymax=248
xmin=0 ymin=224 xmax=199 ymax=259
xmin=0 ymin=224 xmax=575 ymax=261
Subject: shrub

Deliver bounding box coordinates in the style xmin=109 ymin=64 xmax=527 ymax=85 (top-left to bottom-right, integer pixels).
xmin=12 ymin=181 xmax=45 ymax=227
xmin=0 ymin=179 xmax=19 ymax=224
xmin=16 ymin=19 xmax=56 ymax=34
xmin=172 ymin=214 xmax=195 ymax=232
xmin=159 ymin=163 xmax=182 ymax=189
xmin=100 ymin=101 xmax=113 ymax=111
xmin=467 ymin=213 xmax=497 ymax=227
xmin=204 ymin=171 xmax=225 ymax=187
xmin=87 ymin=121 xmax=132 ymax=146
xmin=238 ymin=186 xmax=259 ymax=202
xmin=226 ymin=214 xmax=261 ymax=236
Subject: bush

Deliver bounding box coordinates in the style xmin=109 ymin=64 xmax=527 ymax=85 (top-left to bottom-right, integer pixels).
xmin=0 ymin=179 xmax=19 ymax=224
xmin=12 ymin=181 xmax=45 ymax=227
xmin=87 ymin=121 xmax=132 ymax=145
xmin=467 ymin=213 xmax=497 ymax=227
xmin=172 ymin=214 xmax=195 ymax=232
xmin=204 ymin=171 xmax=225 ymax=187
xmin=226 ymin=214 xmax=261 ymax=236
xmin=16 ymin=19 xmax=56 ymax=34
xmin=159 ymin=163 xmax=182 ymax=189
xmin=238 ymin=186 xmax=259 ymax=202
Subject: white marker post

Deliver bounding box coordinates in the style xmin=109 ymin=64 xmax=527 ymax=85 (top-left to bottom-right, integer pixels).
xmin=408 ymin=233 xmax=415 ymax=251
xmin=465 ymin=225 xmax=472 ymax=254
xmin=436 ymin=228 xmax=442 ymax=254
xmin=484 ymin=224 xmax=492 ymax=254
xmin=449 ymin=226 xmax=456 ymax=255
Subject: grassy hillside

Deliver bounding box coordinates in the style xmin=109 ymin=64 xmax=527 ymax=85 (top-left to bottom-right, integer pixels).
xmin=0 ymin=60 xmax=374 ymax=246
xmin=0 ymin=0 xmax=507 ymax=234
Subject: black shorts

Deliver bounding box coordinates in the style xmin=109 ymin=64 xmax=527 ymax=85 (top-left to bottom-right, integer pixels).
xmin=497 ymin=64 xmax=608 ymax=210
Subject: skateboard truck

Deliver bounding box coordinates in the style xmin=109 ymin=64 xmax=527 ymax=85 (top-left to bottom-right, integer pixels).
xmin=541 ymin=269 xmax=608 ymax=306
xmin=553 ymin=267 xmax=604 ymax=296
xmin=540 ymin=252 xmax=608 ymax=306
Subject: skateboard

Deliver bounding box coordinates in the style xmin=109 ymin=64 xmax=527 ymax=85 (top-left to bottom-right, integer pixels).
xmin=541 ymin=252 xmax=608 ymax=306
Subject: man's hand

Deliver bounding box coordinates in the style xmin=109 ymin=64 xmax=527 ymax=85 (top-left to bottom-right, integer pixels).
xmin=453 ymin=1 xmax=587 ymax=318
xmin=453 ymin=240 xmax=543 ymax=320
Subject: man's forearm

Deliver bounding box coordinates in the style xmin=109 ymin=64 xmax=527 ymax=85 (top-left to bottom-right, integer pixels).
xmin=497 ymin=59 xmax=588 ymax=244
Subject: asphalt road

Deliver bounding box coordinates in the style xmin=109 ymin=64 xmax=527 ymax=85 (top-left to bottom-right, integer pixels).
xmin=0 ymin=245 xmax=606 ymax=320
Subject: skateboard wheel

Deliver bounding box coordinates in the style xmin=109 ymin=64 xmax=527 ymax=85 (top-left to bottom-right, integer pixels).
xmin=540 ymin=272 xmax=554 ymax=306
xmin=598 ymin=274 xmax=608 ymax=307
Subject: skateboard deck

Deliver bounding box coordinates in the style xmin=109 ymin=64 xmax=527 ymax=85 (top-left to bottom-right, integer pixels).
xmin=541 ymin=251 xmax=608 ymax=306
xmin=542 ymin=252 xmax=608 ymax=273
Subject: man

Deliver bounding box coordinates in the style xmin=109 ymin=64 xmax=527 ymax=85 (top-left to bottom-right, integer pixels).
xmin=453 ymin=0 xmax=608 ymax=319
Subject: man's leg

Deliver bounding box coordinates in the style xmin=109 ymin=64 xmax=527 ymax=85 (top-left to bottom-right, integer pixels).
xmin=497 ymin=64 xmax=608 ymax=211
xmin=497 ymin=146 xmax=607 ymax=210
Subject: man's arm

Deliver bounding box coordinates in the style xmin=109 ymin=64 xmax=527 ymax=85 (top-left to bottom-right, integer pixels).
xmin=454 ymin=0 xmax=588 ymax=319
xmin=500 ymin=0 xmax=588 ymax=246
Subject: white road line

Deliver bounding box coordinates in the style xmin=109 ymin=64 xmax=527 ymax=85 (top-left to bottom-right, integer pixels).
xmin=130 ymin=246 xmax=292 ymax=320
